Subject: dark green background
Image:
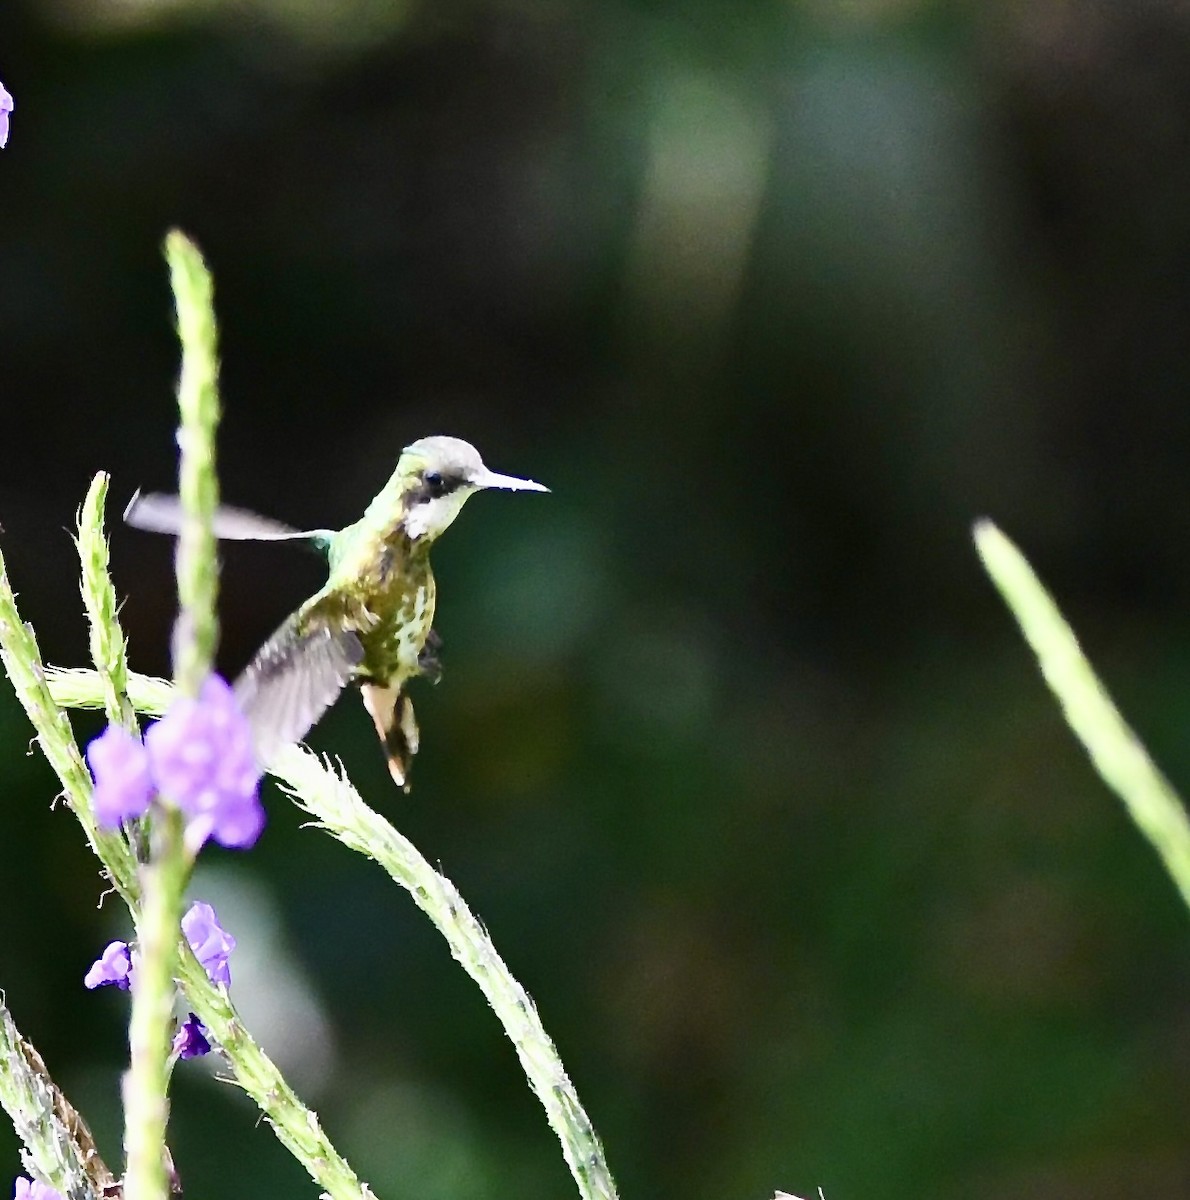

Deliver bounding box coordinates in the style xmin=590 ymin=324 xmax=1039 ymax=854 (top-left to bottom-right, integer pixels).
xmin=1 ymin=1 xmax=1188 ymax=1197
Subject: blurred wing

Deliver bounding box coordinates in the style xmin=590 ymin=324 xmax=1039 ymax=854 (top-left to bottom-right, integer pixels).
xmin=234 ymin=614 xmax=365 ymax=769
xmin=125 ymin=490 xmax=330 ymax=542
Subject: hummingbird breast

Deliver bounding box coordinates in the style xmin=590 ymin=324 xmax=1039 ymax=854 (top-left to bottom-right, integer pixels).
xmin=349 ymin=532 xmax=437 ymax=686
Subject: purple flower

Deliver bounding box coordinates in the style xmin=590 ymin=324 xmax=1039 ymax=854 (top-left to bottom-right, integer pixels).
xmin=171 ymin=1013 xmax=211 ymax=1060
xmin=86 ymin=725 xmax=154 ymax=829
xmin=0 ymin=84 xmax=13 ymax=150
xmin=182 ymin=901 xmax=235 ymax=987
xmin=84 ymin=940 xmax=133 ymax=990
xmin=145 ymin=675 xmax=264 ymax=849
xmin=85 ymin=905 xmax=234 ymax=998
xmin=13 ymin=1180 xmax=63 ymax=1200
xmin=84 ymin=675 xmax=265 ymax=850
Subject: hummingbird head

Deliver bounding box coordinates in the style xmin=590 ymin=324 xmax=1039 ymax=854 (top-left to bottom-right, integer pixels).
xmin=397 ymin=436 xmax=549 ymax=542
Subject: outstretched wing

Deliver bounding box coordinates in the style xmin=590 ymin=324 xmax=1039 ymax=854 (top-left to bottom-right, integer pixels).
xmin=125 ymin=490 xmax=332 ymax=543
xmin=234 ymin=612 xmax=364 ymax=769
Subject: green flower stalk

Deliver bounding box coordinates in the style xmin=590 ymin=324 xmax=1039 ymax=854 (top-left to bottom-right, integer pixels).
xmin=124 ymin=230 xmax=225 ymax=1200
xmin=0 ymin=551 xmax=138 ymax=905
xmin=164 ymin=229 xmax=222 ymax=697
xmin=75 ymin=472 xmax=135 ymax=731
xmin=974 ymin=519 xmax=1190 ymax=913
xmin=276 ymin=747 xmax=619 ymax=1200
xmin=0 ymin=994 xmax=117 ymax=1200
xmin=0 ymin=617 xmax=368 ymax=1200
xmin=123 ymin=809 xmax=188 ymax=1200
xmin=18 ymin=232 xmax=366 ymax=1200
xmin=49 ymin=665 xmax=620 ymax=1200
xmin=172 ymin=948 xmax=375 ymax=1200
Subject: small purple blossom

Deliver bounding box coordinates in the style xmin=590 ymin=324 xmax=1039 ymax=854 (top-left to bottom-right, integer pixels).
xmin=171 ymin=1013 xmax=211 ymax=1060
xmin=0 ymin=84 xmax=13 ymax=150
xmin=14 ymin=1179 xmax=63 ymax=1200
xmin=85 ymin=904 xmax=234 ymax=999
xmin=182 ymin=901 xmax=236 ymax=987
xmin=84 ymin=675 xmax=264 ymax=850
xmin=84 ymin=940 xmax=133 ymax=990
xmin=145 ymin=675 xmax=264 ymax=849
xmin=86 ymin=725 xmax=154 ymax=829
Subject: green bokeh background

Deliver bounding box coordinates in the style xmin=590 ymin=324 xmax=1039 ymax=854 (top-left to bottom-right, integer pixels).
xmin=2 ymin=1 xmax=1189 ymax=1197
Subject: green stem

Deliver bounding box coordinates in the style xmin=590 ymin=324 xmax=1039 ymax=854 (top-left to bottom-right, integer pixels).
xmin=164 ymin=229 xmax=222 ymax=696
xmin=30 ymin=676 xmax=374 ymax=1200
xmin=2 ymin=609 xmax=369 ymax=1195
xmin=125 ymin=230 xmax=224 ymax=1200
xmin=0 ymin=994 xmax=118 ymax=1200
xmin=76 ymin=472 xmax=136 ymax=730
xmin=122 ymin=810 xmax=187 ymax=1200
xmin=974 ymin=519 xmax=1190 ymax=913
xmin=47 ymin=667 xmax=620 ymax=1200
xmin=275 ymin=749 xmax=619 ymax=1200
xmin=173 ymin=951 xmax=372 ymax=1200
xmin=0 ymin=551 xmax=138 ymax=906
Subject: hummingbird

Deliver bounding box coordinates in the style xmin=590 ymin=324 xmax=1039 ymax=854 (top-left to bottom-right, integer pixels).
xmin=125 ymin=436 xmax=549 ymax=789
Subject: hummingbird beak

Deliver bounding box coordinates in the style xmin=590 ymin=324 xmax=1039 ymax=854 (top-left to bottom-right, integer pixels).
xmin=473 ymin=469 xmax=550 ymax=493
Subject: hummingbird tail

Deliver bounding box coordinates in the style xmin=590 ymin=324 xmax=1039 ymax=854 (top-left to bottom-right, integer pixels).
xmin=360 ymin=682 xmax=419 ymax=793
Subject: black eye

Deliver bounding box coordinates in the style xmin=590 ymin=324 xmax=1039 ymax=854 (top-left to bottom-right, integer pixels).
xmin=423 ymin=470 xmax=447 ymax=497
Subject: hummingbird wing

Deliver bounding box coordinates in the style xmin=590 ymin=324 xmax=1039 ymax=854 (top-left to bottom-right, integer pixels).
xmin=124 ymin=490 xmax=333 ymax=543
xmin=234 ymin=609 xmax=365 ymax=769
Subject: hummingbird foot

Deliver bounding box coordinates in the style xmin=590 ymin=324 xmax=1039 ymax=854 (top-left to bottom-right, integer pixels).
xmin=417 ymin=628 xmax=444 ymax=685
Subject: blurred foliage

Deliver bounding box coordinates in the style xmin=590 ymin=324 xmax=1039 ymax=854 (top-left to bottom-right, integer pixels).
xmin=2 ymin=0 xmax=1190 ymax=1198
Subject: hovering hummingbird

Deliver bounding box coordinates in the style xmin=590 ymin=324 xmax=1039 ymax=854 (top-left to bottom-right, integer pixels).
xmin=126 ymin=436 xmax=549 ymax=789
